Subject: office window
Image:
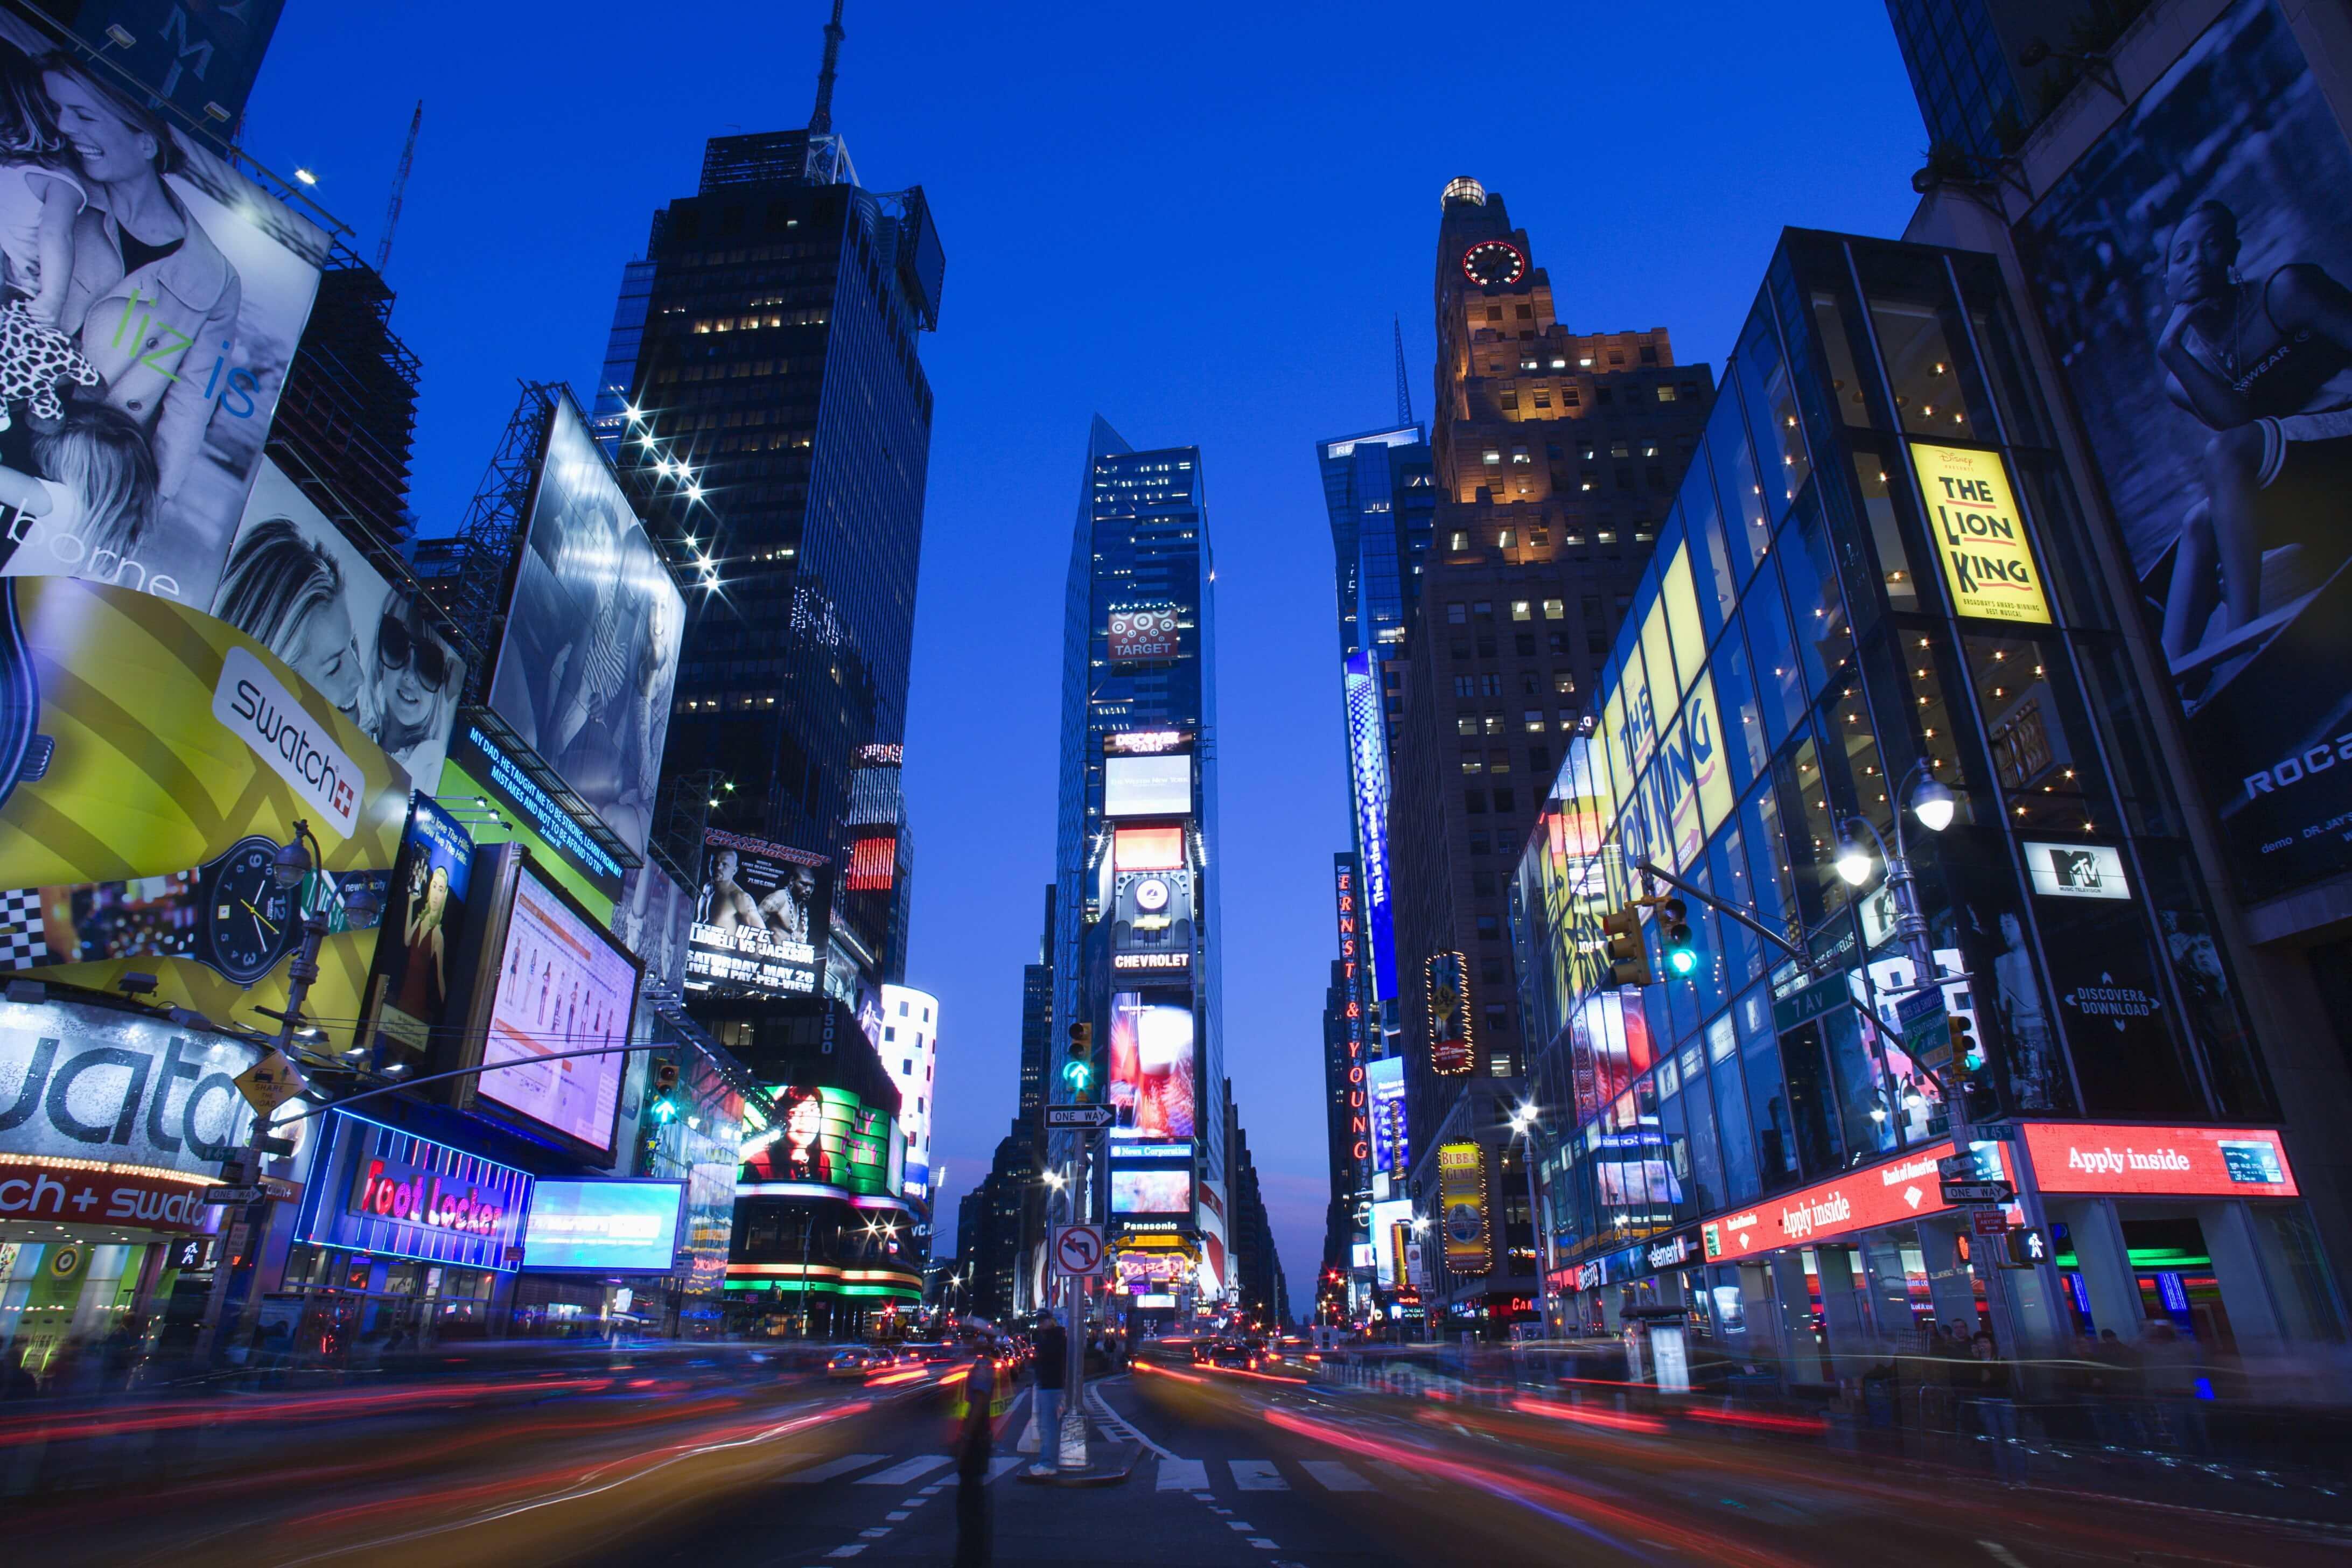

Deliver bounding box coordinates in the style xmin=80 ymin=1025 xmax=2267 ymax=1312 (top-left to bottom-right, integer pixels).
xmin=1474 ymin=602 xmax=1494 ymax=620
xmin=1460 ymin=750 xmax=1483 ymax=774
xmin=1497 ymin=530 xmax=1515 ymax=549
xmin=1487 ymin=749 xmax=1511 ymax=774
xmin=1482 ymin=450 xmax=1502 ymax=465
xmin=1523 ymin=711 xmax=1545 ymax=732
xmin=1534 ymin=390 xmax=1552 ymax=409
xmin=1529 ymin=529 xmax=1549 ymax=546
xmin=1486 ymin=305 xmax=1503 ymax=321
xmin=1476 ymin=914 xmax=1501 ymax=940
xmin=1502 ymin=390 xmax=1519 ymax=411
xmin=1511 ymin=447 xmax=1531 ymax=464
xmin=1555 ymin=674 xmax=1575 ymax=696
xmin=1449 ymin=531 xmax=1469 ymax=551
xmin=1453 ymin=675 xmax=1475 ymax=697
xmin=1511 ymin=600 xmax=1532 ymax=621
xmin=1542 ymin=598 xmax=1564 ymax=619
xmin=1657 ymin=384 xmax=1678 ymax=401
xmin=1465 ymin=790 xmax=1487 ymax=814
xmin=1456 ymin=716 xmax=1480 ymax=736
xmin=1492 ymin=788 xmax=1516 ymax=813
xmin=1516 ymin=304 xmax=1533 ymax=319
xmin=1529 ymin=745 xmax=1550 ymax=776
xmin=1480 ymin=954 xmax=1506 ymax=984
xmin=1447 ymin=603 xmax=1468 ymax=625
xmin=1483 ymin=715 xmax=1504 ymax=735
xmin=1481 ymin=674 xmax=1503 ymax=696
xmin=1468 ymin=830 xmax=1489 ymax=855
xmin=1515 ymin=634 xmax=1536 ymax=656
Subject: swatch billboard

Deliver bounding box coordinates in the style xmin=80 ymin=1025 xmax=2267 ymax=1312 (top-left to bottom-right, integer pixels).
xmin=2016 ymin=0 xmax=2352 ymax=901
xmin=0 ymin=577 xmax=403 ymax=1046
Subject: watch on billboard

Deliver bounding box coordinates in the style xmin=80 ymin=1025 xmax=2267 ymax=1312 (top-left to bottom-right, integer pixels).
xmin=687 ymin=830 xmax=831 ymax=997
xmin=1437 ymin=1141 xmax=1490 ymax=1275
xmin=1426 ymin=951 xmax=1474 ymax=1075
xmin=0 ymin=578 xmax=402 ymax=1046
xmin=2014 ymin=0 xmax=2352 ymax=902
xmin=482 ymin=394 xmax=684 ymax=860
xmin=1910 ymin=444 xmax=2052 ymax=626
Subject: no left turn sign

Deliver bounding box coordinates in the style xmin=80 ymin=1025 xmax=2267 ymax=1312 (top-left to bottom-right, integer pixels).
xmin=1051 ymin=1224 xmax=1107 ymax=1277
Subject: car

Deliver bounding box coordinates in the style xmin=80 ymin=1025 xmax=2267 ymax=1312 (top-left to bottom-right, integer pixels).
xmin=826 ymin=1346 xmax=878 ymax=1378
xmin=1207 ymin=1339 xmax=1256 ymax=1370
xmin=907 ymin=1342 xmax=961 ymax=1364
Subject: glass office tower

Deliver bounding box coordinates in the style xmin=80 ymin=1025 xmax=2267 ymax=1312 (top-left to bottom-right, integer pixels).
xmin=1509 ymin=228 xmax=2336 ymax=1377
xmin=1053 ymin=420 xmax=1229 ymax=1301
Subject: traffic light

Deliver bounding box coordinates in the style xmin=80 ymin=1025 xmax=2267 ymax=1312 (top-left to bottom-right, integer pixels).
xmin=1063 ymin=1021 xmax=1095 ymax=1100
xmin=648 ymin=1060 xmax=681 ymax=1123
xmin=1949 ymin=1012 xmax=1999 ymax=1123
xmin=1658 ymin=898 xmax=1697 ymax=978
xmin=2000 ymin=1227 xmax=2050 ymax=1269
xmin=1600 ymin=906 xmax=1654 ymax=988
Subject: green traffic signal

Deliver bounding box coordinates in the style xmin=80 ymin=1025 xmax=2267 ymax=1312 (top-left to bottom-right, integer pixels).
xmin=1658 ymin=899 xmax=1696 ymax=977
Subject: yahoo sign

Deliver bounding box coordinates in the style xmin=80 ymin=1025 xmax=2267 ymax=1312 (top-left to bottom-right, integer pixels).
xmin=297 ymin=1113 xmax=531 ymax=1271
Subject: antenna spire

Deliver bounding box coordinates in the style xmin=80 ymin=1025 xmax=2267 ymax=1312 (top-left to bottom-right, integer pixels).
xmin=809 ymin=0 xmax=847 ymax=136
xmin=1392 ymin=315 xmax=1414 ymax=426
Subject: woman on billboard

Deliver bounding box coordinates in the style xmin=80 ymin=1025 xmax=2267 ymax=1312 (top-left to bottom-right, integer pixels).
xmin=2156 ymin=200 xmax=2352 ymax=676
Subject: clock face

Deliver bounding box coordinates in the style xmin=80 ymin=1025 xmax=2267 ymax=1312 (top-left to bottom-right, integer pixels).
xmin=1461 ymin=240 xmax=1527 ymax=288
xmin=1134 ymin=877 xmax=1171 ymax=913
xmin=198 ymin=834 xmax=299 ymax=986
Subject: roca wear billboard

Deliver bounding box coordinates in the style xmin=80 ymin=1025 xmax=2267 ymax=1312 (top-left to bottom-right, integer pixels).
xmin=0 ymin=577 xmax=404 ymax=1045
xmin=2017 ymin=0 xmax=2352 ymax=901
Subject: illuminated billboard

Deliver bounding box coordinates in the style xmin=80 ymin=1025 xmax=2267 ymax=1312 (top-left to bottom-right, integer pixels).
xmin=1366 ymin=1056 xmax=1408 ymax=1188
xmin=1112 ymin=867 xmax=1192 ymax=978
xmin=485 ymin=396 xmax=684 ymax=858
xmin=613 ymin=858 xmax=693 ymax=997
xmin=1112 ymin=825 xmax=1186 ymax=872
xmin=1342 ymin=652 xmax=1398 ymax=1004
xmin=1600 ymin=544 xmax=1734 ymax=872
xmin=739 ymin=1085 xmax=897 ymax=1198
xmin=0 ymin=577 xmax=403 ymax=1047
xmin=1112 ymin=1167 xmax=1194 ymax=1215
xmin=846 ymin=835 xmax=897 ymax=892
xmin=1910 ymin=444 xmax=2050 ymax=626
xmin=1370 ymin=1196 xmax=1413 ymax=1289
xmin=1107 ymin=991 xmax=1195 ymax=1139
xmin=364 ymin=795 xmax=473 ymax=1067
xmin=521 ymin=1179 xmax=687 ymax=1272
xmin=0 ymin=15 xmax=325 ymax=612
xmin=477 ymin=865 xmax=638 ymax=1158
xmin=295 ymin=1112 xmax=531 ymax=1273
xmin=2021 ymin=1122 xmax=2297 ymax=1199
xmin=1426 ymin=951 xmax=1473 ymax=1075
xmin=687 ymin=829 xmax=830 ymax=997
xmin=2013 ymin=0 xmax=2352 ymax=900
xmin=1107 ymin=603 xmax=1181 ymax=661
xmin=1437 ymin=1142 xmax=1490 ymax=1275
xmin=1105 ymin=753 xmax=1191 ymax=818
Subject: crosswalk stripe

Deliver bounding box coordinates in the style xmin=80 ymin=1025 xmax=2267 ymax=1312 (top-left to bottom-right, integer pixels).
xmin=858 ymin=1456 xmax=953 ymax=1485
xmin=1157 ymin=1458 xmax=1209 ymax=1490
xmin=1301 ymin=1460 xmax=1372 ymax=1492
xmin=985 ymin=1457 xmax=1021 ymax=1483
xmin=783 ymin=1454 xmax=887 ymax=1484
xmin=1228 ymin=1459 xmax=1288 ymax=1490
xmin=1367 ymin=1459 xmax=1430 ymax=1490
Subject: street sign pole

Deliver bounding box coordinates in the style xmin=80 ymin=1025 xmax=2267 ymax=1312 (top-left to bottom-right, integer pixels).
xmin=1059 ymin=1131 xmax=1091 ymax=1472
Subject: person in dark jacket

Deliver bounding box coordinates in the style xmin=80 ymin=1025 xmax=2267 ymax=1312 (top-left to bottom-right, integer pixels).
xmin=1027 ymin=1315 xmax=1067 ymax=1476
xmin=955 ymin=1338 xmax=999 ymax=1568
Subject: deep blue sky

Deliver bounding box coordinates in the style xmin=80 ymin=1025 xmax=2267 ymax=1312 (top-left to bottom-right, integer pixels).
xmin=242 ymin=2 xmax=1929 ymax=1313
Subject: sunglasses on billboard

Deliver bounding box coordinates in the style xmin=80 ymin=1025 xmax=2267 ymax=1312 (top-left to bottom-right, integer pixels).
xmin=378 ymin=612 xmax=451 ymax=691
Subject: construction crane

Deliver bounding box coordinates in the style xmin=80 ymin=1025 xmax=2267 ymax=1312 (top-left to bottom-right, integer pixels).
xmin=375 ymin=100 xmax=423 ymax=275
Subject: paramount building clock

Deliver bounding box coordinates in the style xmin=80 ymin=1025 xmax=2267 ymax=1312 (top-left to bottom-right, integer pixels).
xmin=1460 ymin=239 xmax=1527 ymax=288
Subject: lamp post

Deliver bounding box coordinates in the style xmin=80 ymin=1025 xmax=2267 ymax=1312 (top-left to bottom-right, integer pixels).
xmin=1832 ymin=760 xmax=1959 ymax=1131
xmin=1507 ymin=1102 xmax=1548 ymax=1346
xmin=198 ymin=820 xmax=380 ymax=1361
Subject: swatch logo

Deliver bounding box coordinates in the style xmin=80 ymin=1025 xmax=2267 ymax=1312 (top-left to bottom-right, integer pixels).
xmin=212 ymin=646 xmax=363 ymax=834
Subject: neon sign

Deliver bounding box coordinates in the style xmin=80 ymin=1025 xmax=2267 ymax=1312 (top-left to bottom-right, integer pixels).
xmin=1342 ymin=652 xmax=1398 ymax=1005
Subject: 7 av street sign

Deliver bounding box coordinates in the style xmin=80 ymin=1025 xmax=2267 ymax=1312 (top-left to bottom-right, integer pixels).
xmin=1045 ymin=1104 xmax=1116 ymax=1131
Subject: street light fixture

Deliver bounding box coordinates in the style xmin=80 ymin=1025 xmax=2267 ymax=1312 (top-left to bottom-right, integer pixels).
xmin=1506 ymin=1102 xmax=1549 ymax=1341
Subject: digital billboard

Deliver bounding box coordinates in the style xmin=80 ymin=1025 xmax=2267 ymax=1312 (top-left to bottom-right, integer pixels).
xmin=0 ymin=577 xmax=403 ymax=1046
xmin=1342 ymin=651 xmax=1398 ymax=1005
xmin=1700 ymin=1141 xmax=2002 ymax=1259
xmin=485 ymin=395 xmax=683 ymax=859
xmin=1370 ymin=1195 xmax=1413 ymax=1289
xmin=1111 ymin=866 xmax=1192 ymax=979
xmin=739 ymin=1084 xmax=897 ymax=1197
xmin=846 ymin=834 xmax=897 ymax=892
xmin=1104 ymin=753 xmax=1190 ymax=818
xmin=1113 ymin=825 xmax=1185 ymax=872
xmin=1107 ymin=991 xmax=1196 ymax=1140
xmin=2014 ymin=0 xmax=2352 ymax=901
xmin=440 ymin=722 xmax=622 ymax=915
xmin=1366 ymin=1056 xmax=1408 ymax=1188
xmin=1107 ymin=602 xmax=1180 ymax=661
xmin=2020 ymin=1122 xmax=2297 ymax=1198
xmin=1426 ymin=951 xmax=1473 ymax=1075
xmin=521 ymin=1179 xmax=687 ymax=1273
xmin=365 ymin=795 xmax=473 ymax=1066
xmin=1437 ymin=1142 xmax=1490 ymax=1275
xmin=478 ymin=865 xmax=638 ymax=1158
xmin=687 ymin=829 xmax=829 ymax=996
xmin=0 ymin=15 xmax=326 ymax=612
xmin=613 ymin=858 xmax=693 ymax=996
xmin=1112 ymin=1167 xmax=1194 ymax=1216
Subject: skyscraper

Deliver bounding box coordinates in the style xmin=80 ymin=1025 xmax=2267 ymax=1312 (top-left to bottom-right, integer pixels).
xmin=1053 ymin=419 xmax=1229 ymax=1303
xmin=605 ymin=6 xmax=943 ymax=996
xmin=1390 ymin=177 xmax=1713 ymax=1327
xmin=1880 ymin=0 xmax=2109 ymax=164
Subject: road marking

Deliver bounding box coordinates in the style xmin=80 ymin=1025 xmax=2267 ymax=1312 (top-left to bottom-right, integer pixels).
xmin=1979 ymin=1545 xmax=2029 ymax=1568
xmin=1301 ymin=1460 xmax=1371 ymax=1492
xmin=1229 ymin=1459 xmax=1288 ymax=1490
xmin=825 ymin=1549 xmax=865 ymax=1560
xmin=1158 ymin=1458 xmax=1209 ymax=1490
xmin=783 ymin=1454 xmax=888 ymax=1485
xmin=885 ymin=1511 xmax=910 ymax=1521
xmin=1367 ymin=1459 xmax=1431 ymax=1490
xmin=1088 ymin=1384 xmax=1175 ymax=1458
xmin=858 ymin=1528 xmax=890 ymax=1539
xmin=1228 ymin=1521 xmax=1256 ymax=1530
xmin=1249 ymin=1540 xmax=1278 ymax=1550
xmin=985 ymin=1457 xmax=1020 ymax=1483
xmin=859 ymin=1455 xmax=951 ymax=1486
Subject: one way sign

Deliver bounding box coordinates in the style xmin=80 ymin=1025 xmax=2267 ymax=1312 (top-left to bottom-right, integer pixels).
xmin=1045 ymin=1104 xmax=1116 ymax=1131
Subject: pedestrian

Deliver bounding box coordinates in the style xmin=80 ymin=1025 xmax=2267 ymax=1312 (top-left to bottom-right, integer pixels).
xmin=1969 ymin=1329 xmax=2024 ymax=1483
xmin=1027 ymin=1314 xmax=1067 ymax=1476
xmin=955 ymin=1335 xmax=999 ymax=1568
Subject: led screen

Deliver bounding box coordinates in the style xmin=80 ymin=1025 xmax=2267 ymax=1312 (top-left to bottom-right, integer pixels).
xmin=687 ymin=829 xmax=831 ymax=996
xmin=1113 ymin=826 xmax=1186 ymax=872
xmin=1107 ymin=992 xmax=1195 ymax=1139
xmin=480 ymin=866 xmax=638 ymax=1156
xmin=521 ymin=1179 xmax=686 ymax=1272
xmin=1104 ymin=754 xmax=1191 ymax=818
xmin=485 ymin=396 xmax=684 ymax=857
xmin=1366 ymin=1056 xmax=1408 ymax=1185
xmin=739 ymin=1086 xmax=898 ymax=1198
xmin=1111 ymin=1167 xmax=1194 ymax=1215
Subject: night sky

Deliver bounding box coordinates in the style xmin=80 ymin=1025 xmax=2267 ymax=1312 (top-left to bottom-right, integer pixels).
xmin=242 ymin=1 xmax=1929 ymax=1314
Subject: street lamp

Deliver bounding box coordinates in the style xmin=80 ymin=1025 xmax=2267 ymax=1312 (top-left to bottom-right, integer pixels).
xmin=1507 ymin=1102 xmax=1549 ymax=1344
xmin=1832 ymin=759 xmax=1953 ymax=988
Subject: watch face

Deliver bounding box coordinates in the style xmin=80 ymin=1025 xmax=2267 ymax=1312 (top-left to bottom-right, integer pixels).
xmin=1134 ymin=877 xmax=1170 ymax=913
xmin=1461 ymin=240 xmax=1527 ymax=288
xmin=198 ymin=834 xmax=298 ymax=986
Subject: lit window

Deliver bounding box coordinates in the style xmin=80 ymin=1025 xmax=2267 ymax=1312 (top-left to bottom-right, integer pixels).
xmin=1511 ymin=447 xmax=1531 ymax=464
xmin=1511 ymin=600 xmax=1531 ymax=621
xmin=1497 ymin=530 xmax=1515 ymax=548
xmin=1457 ymin=717 xmax=1480 ymax=736
xmin=1450 ymin=531 xmax=1469 ymax=551
xmin=1460 ymin=751 xmax=1483 ymax=774
xmin=1524 ymin=711 xmax=1545 ymax=732
xmin=1482 ymin=450 xmax=1502 ymax=465
xmin=1484 ymin=715 xmax=1505 ymax=735
xmin=1542 ymin=598 xmax=1564 ymax=619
